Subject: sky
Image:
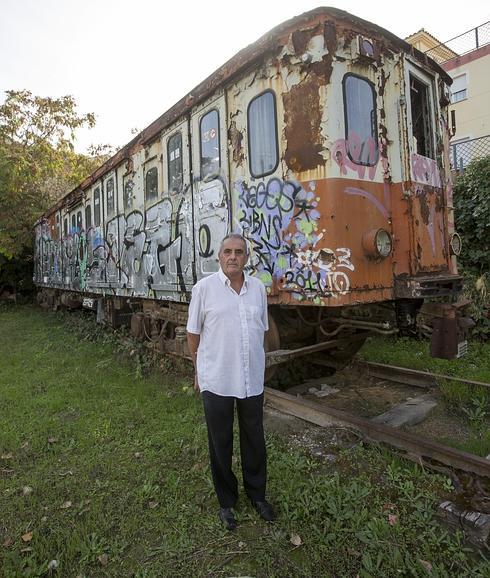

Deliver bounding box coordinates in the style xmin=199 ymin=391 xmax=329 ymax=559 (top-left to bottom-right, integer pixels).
xmin=1 ymin=0 xmax=488 ymax=153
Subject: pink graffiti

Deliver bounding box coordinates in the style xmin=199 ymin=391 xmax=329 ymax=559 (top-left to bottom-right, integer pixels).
xmin=333 ymin=133 xmax=378 ymax=180
xmin=411 ymin=154 xmax=441 ymax=188
xmin=344 ymin=187 xmax=389 ymax=219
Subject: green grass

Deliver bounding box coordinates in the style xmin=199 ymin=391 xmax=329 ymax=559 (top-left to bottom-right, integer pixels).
xmin=0 ymin=305 xmax=489 ymax=577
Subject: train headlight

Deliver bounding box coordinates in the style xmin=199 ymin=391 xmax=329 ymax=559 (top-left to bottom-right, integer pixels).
xmin=362 ymin=228 xmax=392 ymax=259
xmin=450 ymin=232 xmax=462 ymax=256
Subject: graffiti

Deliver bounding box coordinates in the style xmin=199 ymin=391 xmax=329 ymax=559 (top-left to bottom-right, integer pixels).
xmin=411 ymin=153 xmax=441 ymax=188
xmin=37 ymin=194 xmax=192 ymax=297
xmin=198 ymin=224 xmax=214 ymax=258
xmin=332 ymin=134 xmax=378 ymax=180
xmin=344 ymin=187 xmax=389 ymax=219
xmin=236 ymin=177 xmax=353 ymax=299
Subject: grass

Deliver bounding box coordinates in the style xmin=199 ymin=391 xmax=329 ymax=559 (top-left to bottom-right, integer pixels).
xmin=0 ymin=304 xmax=489 ymax=577
xmin=360 ymin=335 xmax=490 ymax=456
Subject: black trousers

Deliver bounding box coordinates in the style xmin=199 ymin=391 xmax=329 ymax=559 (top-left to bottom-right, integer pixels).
xmin=202 ymin=391 xmax=267 ymax=508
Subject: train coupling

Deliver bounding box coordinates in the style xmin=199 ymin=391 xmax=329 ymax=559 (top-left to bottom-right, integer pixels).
xmin=420 ymin=300 xmax=475 ymax=359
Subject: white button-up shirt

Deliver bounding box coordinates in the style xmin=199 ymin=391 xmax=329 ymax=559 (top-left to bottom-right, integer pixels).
xmin=186 ymin=268 xmax=269 ymax=398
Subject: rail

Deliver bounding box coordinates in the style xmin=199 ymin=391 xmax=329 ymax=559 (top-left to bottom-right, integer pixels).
xmin=425 ymin=22 xmax=490 ymax=64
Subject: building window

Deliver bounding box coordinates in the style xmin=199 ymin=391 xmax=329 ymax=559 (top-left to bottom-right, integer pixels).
xmin=94 ymin=187 xmax=101 ymax=226
xmin=248 ymin=91 xmax=279 ymax=178
xmin=85 ymin=205 xmax=92 ymax=229
xmin=451 ymin=73 xmax=467 ymax=103
xmin=168 ymin=132 xmax=183 ymax=193
xmin=200 ymin=109 xmax=220 ymax=179
xmin=145 ymin=166 xmax=158 ymax=202
xmin=343 ymin=74 xmax=379 ymax=166
xmin=409 ymin=74 xmax=435 ymax=159
xmin=106 ymin=177 xmax=115 ymax=217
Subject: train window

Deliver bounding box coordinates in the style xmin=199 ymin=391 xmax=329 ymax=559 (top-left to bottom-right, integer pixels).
xmin=409 ymin=74 xmax=435 ymax=159
xmin=77 ymin=211 xmax=82 ymax=231
xmin=343 ymin=74 xmax=378 ymax=166
xmin=168 ymin=132 xmax=183 ymax=193
xmin=200 ymin=109 xmax=220 ymax=178
xmin=145 ymin=166 xmax=158 ymax=202
xmin=56 ymin=214 xmax=60 ymax=238
xmin=85 ymin=205 xmax=92 ymax=229
xmin=63 ymin=218 xmax=68 ymax=237
xmin=94 ymin=187 xmax=101 ymax=226
xmin=248 ymin=91 xmax=279 ymax=178
xmin=71 ymin=214 xmax=76 ymax=231
xmin=123 ymin=178 xmax=133 ymax=210
xmin=106 ymin=177 xmax=115 ymax=217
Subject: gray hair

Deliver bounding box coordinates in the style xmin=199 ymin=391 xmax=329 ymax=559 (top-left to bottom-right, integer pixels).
xmin=219 ymin=233 xmax=249 ymax=255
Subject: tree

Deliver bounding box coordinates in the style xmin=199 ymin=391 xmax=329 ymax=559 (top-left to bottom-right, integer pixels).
xmin=0 ymin=90 xmax=112 ymax=262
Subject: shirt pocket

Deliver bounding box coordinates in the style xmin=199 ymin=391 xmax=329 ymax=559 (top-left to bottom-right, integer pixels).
xmin=245 ymin=304 xmax=265 ymax=331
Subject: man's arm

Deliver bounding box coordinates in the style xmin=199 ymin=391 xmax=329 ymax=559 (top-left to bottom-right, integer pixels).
xmin=187 ymin=332 xmax=201 ymax=391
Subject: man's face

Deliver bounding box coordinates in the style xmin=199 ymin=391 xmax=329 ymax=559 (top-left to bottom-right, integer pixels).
xmin=219 ymin=237 xmax=248 ymax=278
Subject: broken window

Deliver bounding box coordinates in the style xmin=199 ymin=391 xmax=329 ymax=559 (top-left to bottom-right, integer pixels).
xmin=200 ymin=109 xmax=220 ymax=179
xmin=248 ymin=90 xmax=279 ymax=178
xmin=343 ymin=74 xmax=378 ymax=166
xmin=123 ymin=178 xmax=133 ymax=211
xmin=106 ymin=177 xmax=115 ymax=217
xmin=409 ymin=74 xmax=435 ymax=159
xmin=168 ymin=132 xmax=183 ymax=193
xmin=94 ymin=187 xmax=101 ymax=227
xmin=145 ymin=166 xmax=158 ymax=202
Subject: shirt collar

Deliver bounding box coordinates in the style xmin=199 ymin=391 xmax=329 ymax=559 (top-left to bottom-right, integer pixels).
xmin=218 ymin=267 xmax=248 ymax=288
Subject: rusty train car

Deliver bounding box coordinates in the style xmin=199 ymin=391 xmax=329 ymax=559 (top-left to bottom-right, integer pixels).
xmin=34 ymin=7 xmax=470 ymax=367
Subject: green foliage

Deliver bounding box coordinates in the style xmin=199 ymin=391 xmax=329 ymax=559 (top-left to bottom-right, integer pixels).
xmin=0 ymin=90 xmax=112 ymax=264
xmin=454 ymin=155 xmax=490 ymax=274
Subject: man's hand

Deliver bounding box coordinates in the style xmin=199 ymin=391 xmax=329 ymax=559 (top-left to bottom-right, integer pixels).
xmin=193 ymin=373 xmax=200 ymax=393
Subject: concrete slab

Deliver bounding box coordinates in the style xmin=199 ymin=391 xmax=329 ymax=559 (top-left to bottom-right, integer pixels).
xmin=371 ymin=394 xmax=437 ymax=428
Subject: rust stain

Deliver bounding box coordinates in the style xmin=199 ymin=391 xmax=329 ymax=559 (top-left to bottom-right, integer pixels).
xmin=228 ymin=121 xmax=244 ymax=166
xmin=418 ymin=191 xmax=430 ymax=225
xmin=283 ymin=76 xmax=323 ymax=172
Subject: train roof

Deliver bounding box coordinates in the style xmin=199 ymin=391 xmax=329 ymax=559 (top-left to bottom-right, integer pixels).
xmin=39 ymin=6 xmax=452 ymax=221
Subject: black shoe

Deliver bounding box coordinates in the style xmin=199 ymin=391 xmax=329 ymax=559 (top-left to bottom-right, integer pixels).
xmin=219 ymin=507 xmax=237 ymax=530
xmin=252 ymin=500 xmax=276 ymax=522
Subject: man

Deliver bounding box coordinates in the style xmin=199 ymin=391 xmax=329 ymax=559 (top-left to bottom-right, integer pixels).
xmin=186 ymin=233 xmax=275 ymax=530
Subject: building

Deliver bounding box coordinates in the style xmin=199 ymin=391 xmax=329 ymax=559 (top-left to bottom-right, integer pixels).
xmin=406 ymin=23 xmax=490 ymax=170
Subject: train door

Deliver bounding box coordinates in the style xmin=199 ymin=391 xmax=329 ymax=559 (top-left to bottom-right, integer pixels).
xmin=404 ymin=63 xmax=448 ymax=273
xmin=157 ymin=117 xmax=194 ymax=292
xmin=191 ymin=94 xmax=230 ymax=279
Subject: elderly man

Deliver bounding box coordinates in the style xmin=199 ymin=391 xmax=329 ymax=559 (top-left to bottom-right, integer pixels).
xmin=186 ymin=233 xmax=275 ymax=530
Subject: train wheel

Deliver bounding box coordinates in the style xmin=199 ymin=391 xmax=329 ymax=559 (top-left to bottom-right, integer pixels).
xmin=264 ymin=312 xmax=280 ymax=382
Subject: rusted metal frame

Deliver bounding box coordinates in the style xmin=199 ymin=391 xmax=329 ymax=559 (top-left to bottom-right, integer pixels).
xmin=265 ymin=333 xmax=370 ymax=368
xmin=264 ymin=387 xmax=490 ymax=478
xmin=363 ymin=361 xmax=490 ymax=390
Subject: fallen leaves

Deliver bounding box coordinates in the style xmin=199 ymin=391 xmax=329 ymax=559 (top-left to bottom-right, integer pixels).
xmin=290 ymin=533 xmax=302 ymax=547
xmin=21 ymin=486 xmax=33 ymax=496
xmin=21 ymin=531 xmax=33 ymax=542
xmin=1 ymin=452 xmax=13 ymax=460
xmin=47 ymin=437 xmax=58 ymax=444
xmin=98 ymin=553 xmax=109 ymax=566
xmin=60 ymin=500 xmax=72 ymax=509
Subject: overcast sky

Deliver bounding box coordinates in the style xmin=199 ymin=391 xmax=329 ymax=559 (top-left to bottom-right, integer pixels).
xmin=1 ymin=0 xmax=488 ymax=153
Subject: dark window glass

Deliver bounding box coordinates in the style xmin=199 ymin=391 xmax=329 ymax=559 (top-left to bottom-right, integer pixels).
xmin=145 ymin=167 xmax=158 ymax=201
xmin=200 ymin=110 xmax=220 ymax=178
xmin=106 ymin=178 xmax=115 ymax=217
xmin=248 ymin=91 xmax=279 ymax=177
xmin=409 ymin=74 xmax=434 ymax=159
xmin=77 ymin=211 xmax=82 ymax=230
xmin=94 ymin=187 xmax=101 ymax=226
xmin=63 ymin=218 xmax=68 ymax=237
xmin=123 ymin=179 xmax=133 ymax=210
xmin=168 ymin=132 xmax=183 ymax=193
xmin=85 ymin=205 xmax=92 ymax=229
xmin=343 ymin=74 xmax=378 ymax=166
xmin=71 ymin=214 xmax=76 ymax=231
xmin=56 ymin=214 xmax=60 ymax=238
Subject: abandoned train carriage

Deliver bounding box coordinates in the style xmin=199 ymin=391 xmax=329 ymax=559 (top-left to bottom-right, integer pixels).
xmin=34 ymin=7 xmax=469 ymax=365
